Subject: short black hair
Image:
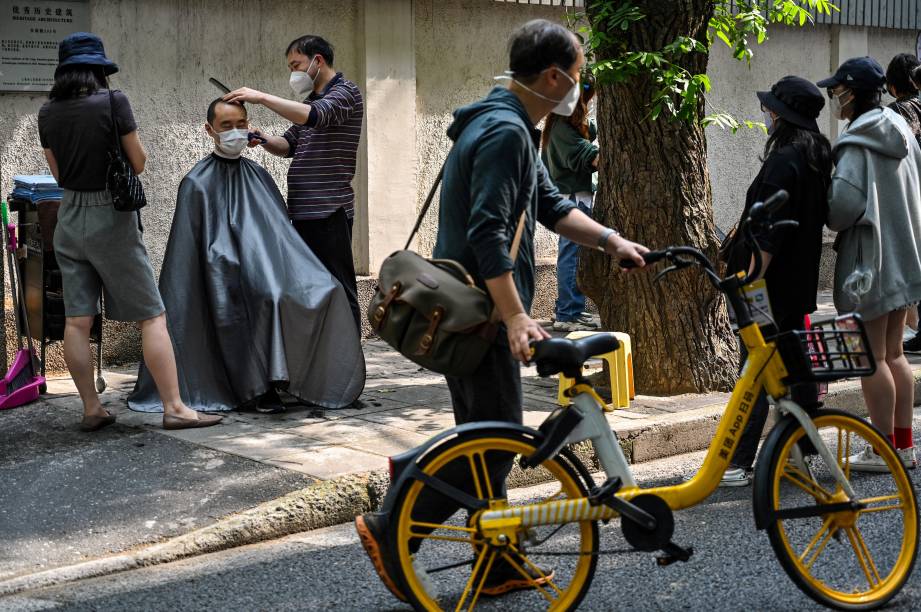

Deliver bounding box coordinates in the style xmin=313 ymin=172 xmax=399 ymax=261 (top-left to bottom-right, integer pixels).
xmin=49 ymin=65 xmax=107 ymax=101
xmin=886 ymin=53 xmax=920 ymax=96
xmin=207 ymin=98 xmax=246 ymax=124
xmin=508 ymin=19 xmax=579 ymax=83
xmin=285 ymin=34 xmax=334 ymax=67
xmin=849 ymin=88 xmax=882 ymax=122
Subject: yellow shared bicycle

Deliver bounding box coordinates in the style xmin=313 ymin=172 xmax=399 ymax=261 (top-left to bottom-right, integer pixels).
xmin=376 ymin=191 xmax=918 ymax=610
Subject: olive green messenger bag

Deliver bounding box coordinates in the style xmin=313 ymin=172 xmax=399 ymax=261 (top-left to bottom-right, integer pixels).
xmin=368 ymin=165 xmax=526 ymax=377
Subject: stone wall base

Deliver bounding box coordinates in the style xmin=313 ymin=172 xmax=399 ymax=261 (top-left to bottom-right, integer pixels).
xmin=4 ymin=242 xmax=839 ymax=373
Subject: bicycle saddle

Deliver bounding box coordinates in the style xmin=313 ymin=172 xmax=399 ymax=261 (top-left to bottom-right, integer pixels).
xmin=531 ymin=334 xmax=620 ymax=379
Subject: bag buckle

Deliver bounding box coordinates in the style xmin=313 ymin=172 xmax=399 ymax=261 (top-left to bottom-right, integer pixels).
xmin=415 ymin=306 xmax=444 ymax=355
xmin=371 ymin=282 xmax=402 ymax=330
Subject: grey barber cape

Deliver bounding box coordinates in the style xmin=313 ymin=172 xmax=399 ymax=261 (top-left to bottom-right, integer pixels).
xmin=128 ymin=153 xmax=365 ymax=412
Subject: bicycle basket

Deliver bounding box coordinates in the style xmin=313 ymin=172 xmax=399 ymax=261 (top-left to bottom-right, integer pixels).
xmin=773 ymin=314 xmax=876 ymax=383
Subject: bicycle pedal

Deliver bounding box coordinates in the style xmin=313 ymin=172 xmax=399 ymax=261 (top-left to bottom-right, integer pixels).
xmin=656 ymin=543 xmax=693 ymax=566
xmin=588 ymin=477 xmax=622 ymax=506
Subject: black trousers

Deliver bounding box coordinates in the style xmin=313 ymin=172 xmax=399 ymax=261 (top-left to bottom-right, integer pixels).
xmin=408 ymin=342 xmax=522 ymax=552
xmin=730 ymin=314 xmax=819 ymax=470
xmin=292 ymin=207 xmax=361 ymax=330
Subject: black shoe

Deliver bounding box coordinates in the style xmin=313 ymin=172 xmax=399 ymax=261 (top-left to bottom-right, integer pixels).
xmin=481 ymin=556 xmax=555 ymax=597
xmin=255 ymin=388 xmax=285 ymax=414
xmin=355 ymin=512 xmax=407 ymax=602
xmin=904 ymin=333 xmax=921 ymax=353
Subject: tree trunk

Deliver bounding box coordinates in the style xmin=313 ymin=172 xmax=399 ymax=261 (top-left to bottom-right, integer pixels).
xmin=581 ymin=0 xmax=738 ymax=394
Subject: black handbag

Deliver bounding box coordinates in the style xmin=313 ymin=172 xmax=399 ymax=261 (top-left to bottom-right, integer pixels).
xmin=106 ymin=90 xmax=147 ymax=212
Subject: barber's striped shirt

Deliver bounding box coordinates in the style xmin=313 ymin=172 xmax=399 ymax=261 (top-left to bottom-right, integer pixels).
xmin=283 ymin=73 xmax=363 ymax=220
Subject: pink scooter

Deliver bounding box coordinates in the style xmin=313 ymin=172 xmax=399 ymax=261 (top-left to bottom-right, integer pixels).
xmin=0 ymin=201 xmax=45 ymax=410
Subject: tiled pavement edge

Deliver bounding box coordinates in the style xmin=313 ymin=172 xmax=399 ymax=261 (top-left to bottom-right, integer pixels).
xmin=5 ymin=291 xmax=921 ymax=595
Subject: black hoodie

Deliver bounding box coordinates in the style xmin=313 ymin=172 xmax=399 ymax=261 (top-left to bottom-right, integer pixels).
xmin=432 ymin=86 xmax=575 ymax=314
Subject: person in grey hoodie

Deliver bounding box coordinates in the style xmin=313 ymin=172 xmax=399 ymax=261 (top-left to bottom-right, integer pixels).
xmin=819 ymin=57 xmax=921 ymax=471
xmin=354 ymin=19 xmax=649 ymax=604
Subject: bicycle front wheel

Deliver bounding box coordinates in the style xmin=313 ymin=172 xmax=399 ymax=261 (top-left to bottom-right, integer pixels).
xmin=389 ymin=428 xmax=599 ymax=611
xmin=757 ymin=409 xmax=918 ymax=610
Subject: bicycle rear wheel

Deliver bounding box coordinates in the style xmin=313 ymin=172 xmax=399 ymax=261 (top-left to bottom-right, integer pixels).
xmin=757 ymin=409 xmax=918 ymax=610
xmin=388 ymin=428 xmax=598 ymax=611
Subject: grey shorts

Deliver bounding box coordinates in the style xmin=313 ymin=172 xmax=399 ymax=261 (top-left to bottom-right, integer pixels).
xmin=54 ymin=189 xmax=164 ymax=322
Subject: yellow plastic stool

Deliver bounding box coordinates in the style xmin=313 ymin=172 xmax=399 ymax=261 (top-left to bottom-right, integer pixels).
xmin=556 ymin=331 xmax=634 ymax=409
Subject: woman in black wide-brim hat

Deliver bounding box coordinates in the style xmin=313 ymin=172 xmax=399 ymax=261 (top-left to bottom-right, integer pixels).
xmin=718 ymin=75 xmax=832 ymax=486
xmin=38 ymin=32 xmax=221 ymax=432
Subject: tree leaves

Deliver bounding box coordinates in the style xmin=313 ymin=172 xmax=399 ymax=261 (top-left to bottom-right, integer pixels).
xmin=584 ymin=0 xmax=839 ymax=131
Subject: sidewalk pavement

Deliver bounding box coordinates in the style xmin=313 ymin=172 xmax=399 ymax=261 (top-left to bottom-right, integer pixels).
xmin=3 ymin=291 xmax=919 ymax=595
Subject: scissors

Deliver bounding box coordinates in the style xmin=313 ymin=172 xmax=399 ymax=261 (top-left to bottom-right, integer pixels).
xmin=209 ymin=78 xmax=268 ymax=144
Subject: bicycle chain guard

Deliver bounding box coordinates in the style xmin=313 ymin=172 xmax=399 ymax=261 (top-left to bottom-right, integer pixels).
xmin=621 ymin=494 xmax=674 ymax=552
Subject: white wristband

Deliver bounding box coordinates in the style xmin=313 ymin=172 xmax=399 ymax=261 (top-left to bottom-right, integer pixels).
xmin=596 ymin=228 xmax=619 ymax=252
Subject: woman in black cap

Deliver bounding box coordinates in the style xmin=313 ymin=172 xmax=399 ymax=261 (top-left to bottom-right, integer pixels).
xmin=37 ymin=33 xmax=221 ymax=432
xmin=818 ymin=56 xmax=921 ymax=471
xmin=719 ymin=75 xmax=831 ymax=486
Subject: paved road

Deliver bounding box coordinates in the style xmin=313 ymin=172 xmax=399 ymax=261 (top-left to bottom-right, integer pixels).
xmin=6 ymin=421 xmax=921 ymax=612
xmin=0 ymin=393 xmax=314 ymax=582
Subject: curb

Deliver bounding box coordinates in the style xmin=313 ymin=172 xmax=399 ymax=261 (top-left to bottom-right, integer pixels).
xmin=3 ymin=371 xmax=918 ymax=597
xmin=617 ymin=372 xmax=904 ymax=464
xmin=0 ymin=471 xmax=390 ymax=597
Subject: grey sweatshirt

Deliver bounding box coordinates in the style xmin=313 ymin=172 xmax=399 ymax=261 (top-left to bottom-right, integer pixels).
xmin=828 ymin=107 xmax=921 ymax=321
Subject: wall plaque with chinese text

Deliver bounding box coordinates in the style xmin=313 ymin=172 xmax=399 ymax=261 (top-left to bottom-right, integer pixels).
xmin=0 ymin=0 xmax=89 ymax=92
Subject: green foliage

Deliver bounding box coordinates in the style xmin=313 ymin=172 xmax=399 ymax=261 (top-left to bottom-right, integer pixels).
xmin=579 ymin=0 xmax=838 ymax=129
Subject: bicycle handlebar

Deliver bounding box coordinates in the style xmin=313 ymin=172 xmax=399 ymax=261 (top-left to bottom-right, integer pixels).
xmin=614 ymin=190 xmax=790 ymax=330
xmin=742 ymin=189 xmax=788 ymax=284
xmin=763 ymin=189 xmax=789 ymax=214
xmin=618 ymin=250 xmax=668 ymax=269
xmin=748 ymin=189 xmax=789 ymax=221
xmin=617 ymin=190 xmax=790 ymax=287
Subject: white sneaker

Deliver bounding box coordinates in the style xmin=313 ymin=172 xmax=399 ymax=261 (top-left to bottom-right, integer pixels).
xmin=846 ymin=446 xmax=890 ymax=473
xmin=898 ymin=447 xmax=917 ymax=470
xmin=720 ymin=467 xmax=752 ymax=487
xmin=578 ymin=312 xmax=602 ymax=329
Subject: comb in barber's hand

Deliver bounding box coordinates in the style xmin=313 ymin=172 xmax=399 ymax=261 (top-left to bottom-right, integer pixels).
xmin=209 ymin=77 xmax=231 ymax=94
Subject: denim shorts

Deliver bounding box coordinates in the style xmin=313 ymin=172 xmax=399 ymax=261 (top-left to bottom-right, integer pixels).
xmin=53 ymin=189 xmax=164 ymax=322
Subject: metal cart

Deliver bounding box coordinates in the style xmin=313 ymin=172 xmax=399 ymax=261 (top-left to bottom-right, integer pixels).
xmin=8 ymin=195 xmax=103 ymax=390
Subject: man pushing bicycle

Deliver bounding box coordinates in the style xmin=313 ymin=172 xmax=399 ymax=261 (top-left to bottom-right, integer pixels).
xmin=355 ymin=19 xmax=648 ymax=601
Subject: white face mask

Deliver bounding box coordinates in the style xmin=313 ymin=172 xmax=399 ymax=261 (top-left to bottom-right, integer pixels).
xmin=214 ymin=127 xmax=248 ymax=158
xmin=497 ymin=67 xmax=581 ymax=117
xmin=830 ymin=89 xmax=853 ymax=121
xmin=762 ymin=110 xmax=776 ymax=134
xmin=550 ymin=69 xmax=581 ymax=117
xmin=289 ymin=57 xmax=317 ymax=97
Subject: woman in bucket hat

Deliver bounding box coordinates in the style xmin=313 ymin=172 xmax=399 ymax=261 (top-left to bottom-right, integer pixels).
xmin=38 ymin=33 xmax=221 ymax=431
xmin=819 ymin=56 xmax=921 ymax=471
xmin=718 ymin=75 xmax=832 ymax=486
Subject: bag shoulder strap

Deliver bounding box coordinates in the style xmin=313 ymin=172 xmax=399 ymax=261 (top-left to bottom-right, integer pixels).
xmin=108 ymin=89 xmax=124 ymax=155
xmin=507 ymin=209 xmax=526 ymax=263
xmin=403 ymin=163 xmax=444 ymax=250
xmin=403 ymin=160 xmax=527 ymax=263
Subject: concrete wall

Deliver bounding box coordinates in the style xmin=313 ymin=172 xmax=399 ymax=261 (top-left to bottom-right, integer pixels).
xmin=705 ymin=24 xmax=835 ymax=234
xmin=412 ymin=0 xmax=564 ymax=264
xmin=0 ymin=0 xmax=360 ymax=368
